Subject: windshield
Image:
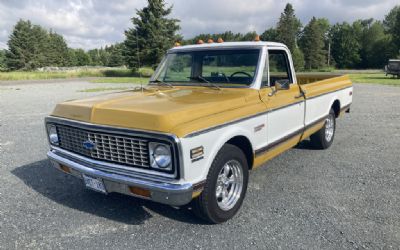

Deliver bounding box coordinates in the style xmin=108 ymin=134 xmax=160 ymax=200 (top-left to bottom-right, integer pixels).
xmin=150 ymin=49 xmax=260 ymax=87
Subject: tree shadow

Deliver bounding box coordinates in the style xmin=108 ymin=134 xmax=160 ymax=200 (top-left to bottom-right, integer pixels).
xmin=12 ymin=159 xmax=203 ymax=225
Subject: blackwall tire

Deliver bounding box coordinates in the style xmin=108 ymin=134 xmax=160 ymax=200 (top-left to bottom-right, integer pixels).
xmin=192 ymin=144 xmax=249 ymax=224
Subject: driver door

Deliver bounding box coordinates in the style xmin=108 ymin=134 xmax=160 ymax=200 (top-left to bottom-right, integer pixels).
xmin=257 ymin=49 xmax=305 ymax=157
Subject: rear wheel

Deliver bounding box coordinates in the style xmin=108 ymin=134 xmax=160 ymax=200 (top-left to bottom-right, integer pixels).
xmin=192 ymin=144 xmax=249 ymax=224
xmin=310 ymin=108 xmax=336 ymax=149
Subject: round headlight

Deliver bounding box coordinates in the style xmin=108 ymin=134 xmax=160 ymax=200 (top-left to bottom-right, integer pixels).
xmin=152 ymin=144 xmax=171 ymax=169
xmin=48 ymin=125 xmax=59 ymax=145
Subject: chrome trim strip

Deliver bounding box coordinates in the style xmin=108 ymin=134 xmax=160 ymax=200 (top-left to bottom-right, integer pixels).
xmin=184 ymin=100 xmax=304 ymax=138
xmin=45 ymin=116 xmax=182 ymax=179
xmin=254 ymin=115 xmax=328 ymax=157
xmin=52 ymin=147 xmax=176 ymax=180
xmin=184 ymin=86 xmax=352 ymax=138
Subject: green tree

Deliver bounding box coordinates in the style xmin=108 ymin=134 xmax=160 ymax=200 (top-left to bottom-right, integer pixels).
xmin=107 ymin=43 xmax=125 ymax=67
xmin=260 ymin=28 xmax=279 ymax=41
xmin=393 ymin=9 xmax=400 ymax=54
xmin=66 ymin=48 xmax=78 ymax=66
xmin=46 ymin=31 xmax=69 ymax=66
xmin=123 ymin=0 xmax=180 ymax=69
xmin=0 ymin=49 xmax=6 ymax=70
xmin=329 ymin=22 xmax=361 ymax=68
xmin=186 ymin=31 xmax=245 ymax=44
xmin=87 ymin=48 xmax=102 ymax=66
xmin=74 ymin=49 xmax=91 ymax=66
xmin=240 ymin=31 xmax=258 ymax=41
xmin=99 ymin=48 xmax=110 ymax=66
xmin=299 ymin=17 xmax=326 ymax=70
xmin=354 ymin=19 xmax=389 ymax=68
xmin=384 ymin=5 xmax=400 ymax=57
xmin=276 ymin=3 xmax=304 ymax=70
xmin=383 ymin=6 xmax=400 ymax=34
xmin=5 ymin=20 xmax=36 ymax=70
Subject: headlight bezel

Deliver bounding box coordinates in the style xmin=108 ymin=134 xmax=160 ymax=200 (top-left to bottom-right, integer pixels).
xmin=149 ymin=142 xmax=173 ymax=171
xmin=47 ymin=124 xmax=59 ymax=145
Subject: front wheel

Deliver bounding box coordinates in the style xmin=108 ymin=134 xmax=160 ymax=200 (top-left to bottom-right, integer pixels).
xmin=310 ymin=108 xmax=336 ymax=149
xmin=192 ymin=144 xmax=249 ymax=224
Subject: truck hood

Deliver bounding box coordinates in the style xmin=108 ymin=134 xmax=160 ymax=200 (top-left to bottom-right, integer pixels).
xmin=52 ymin=86 xmax=260 ymax=136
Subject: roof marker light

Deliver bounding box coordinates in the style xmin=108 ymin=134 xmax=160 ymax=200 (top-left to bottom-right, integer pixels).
xmin=207 ymin=38 xmax=214 ymax=43
xmin=254 ymin=35 xmax=261 ymax=42
xmin=174 ymin=42 xmax=181 ymax=47
xmin=217 ymin=37 xmax=224 ymax=43
xmin=197 ymin=39 xmax=204 ymax=44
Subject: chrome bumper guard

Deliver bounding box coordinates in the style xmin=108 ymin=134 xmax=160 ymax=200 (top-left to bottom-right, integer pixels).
xmin=47 ymin=150 xmax=194 ymax=206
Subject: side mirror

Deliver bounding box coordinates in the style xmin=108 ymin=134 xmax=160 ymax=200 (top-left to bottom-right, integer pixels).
xmin=269 ymin=79 xmax=290 ymax=96
xmin=275 ymin=80 xmax=290 ymax=90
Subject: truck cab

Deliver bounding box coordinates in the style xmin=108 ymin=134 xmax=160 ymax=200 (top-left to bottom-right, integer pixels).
xmin=45 ymin=41 xmax=353 ymax=223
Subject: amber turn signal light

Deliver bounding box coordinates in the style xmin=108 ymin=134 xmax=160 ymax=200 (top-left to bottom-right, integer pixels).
xmin=60 ymin=165 xmax=71 ymax=174
xmin=129 ymin=186 xmax=151 ymax=198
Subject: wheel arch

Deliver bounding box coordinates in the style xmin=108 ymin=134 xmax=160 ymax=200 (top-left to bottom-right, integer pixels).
xmin=226 ymin=135 xmax=254 ymax=170
xmin=331 ymin=99 xmax=341 ymax=118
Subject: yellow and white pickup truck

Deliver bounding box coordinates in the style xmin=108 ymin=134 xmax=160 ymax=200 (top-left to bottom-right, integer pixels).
xmin=45 ymin=41 xmax=352 ymax=223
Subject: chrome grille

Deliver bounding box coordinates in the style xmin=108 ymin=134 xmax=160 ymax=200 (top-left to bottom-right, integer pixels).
xmin=56 ymin=125 xmax=150 ymax=168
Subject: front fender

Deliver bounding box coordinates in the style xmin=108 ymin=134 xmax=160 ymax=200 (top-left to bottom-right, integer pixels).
xmin=180 ymin=126 xmax=254 ymax=185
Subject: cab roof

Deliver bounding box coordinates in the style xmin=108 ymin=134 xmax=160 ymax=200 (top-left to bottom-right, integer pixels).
xmin=168 ymin=41 xmax=288 ymax=53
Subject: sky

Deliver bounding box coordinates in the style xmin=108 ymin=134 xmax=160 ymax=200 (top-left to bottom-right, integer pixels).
xmin=0 ymin=0 xmax=398 ymax=50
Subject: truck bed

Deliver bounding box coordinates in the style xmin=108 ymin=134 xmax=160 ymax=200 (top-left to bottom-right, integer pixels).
xmin=297 ymin=73 xmax=352 ymax=99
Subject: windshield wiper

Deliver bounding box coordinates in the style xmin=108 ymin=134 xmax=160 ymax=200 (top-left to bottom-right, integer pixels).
xmin=190 ymin=76 xmax=221 ymax=90
xmin=149 ymin=79 xmax=174 ymax=88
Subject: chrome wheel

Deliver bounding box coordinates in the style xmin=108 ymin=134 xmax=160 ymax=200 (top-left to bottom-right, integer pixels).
xmin=215 ymin=160 xmax=244 ymax=211
xmin=325 ymin=114 xmax=335 ymax=142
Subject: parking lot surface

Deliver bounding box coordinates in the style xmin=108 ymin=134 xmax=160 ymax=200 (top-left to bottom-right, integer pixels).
xmin=0 ymin=81 xmax=399 ymax=249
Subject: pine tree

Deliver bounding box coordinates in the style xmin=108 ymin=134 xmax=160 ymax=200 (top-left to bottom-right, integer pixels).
xmin=123 ymin=0 xmax=180 ymax=69
xmin=5 ymin=20 xmax=35 ymax=70
xmin=46 ymin=31 xmax=69 ymax=66
xmin=276 ymin=3 xmax=304 ymax=70
xmin=0 ymin=49 xmax=6 ymax=70
xmin=393 ymin=10 xmax=400 ymax=54
xmin=300 ymin=17 xmax=326 ymax=70
xmin=107 ymin=43 xmax=125 ymax=67
xmin=383 ymin=5 xmax=400 ymax=57
xmin=66 ymin=48 xmax=78 ymax=66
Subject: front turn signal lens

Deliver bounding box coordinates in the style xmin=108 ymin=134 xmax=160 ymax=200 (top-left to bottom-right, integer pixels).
xmin=129 ymin=186 xmax=151 ymax=198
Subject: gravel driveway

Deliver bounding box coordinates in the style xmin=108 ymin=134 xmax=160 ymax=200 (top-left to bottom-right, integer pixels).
xmin=0 ymin=80 xmax=399 ymax=249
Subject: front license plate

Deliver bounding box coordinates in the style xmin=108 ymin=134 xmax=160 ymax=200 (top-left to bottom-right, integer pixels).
xmin=82 ymin=174 xmax=107 ymax=194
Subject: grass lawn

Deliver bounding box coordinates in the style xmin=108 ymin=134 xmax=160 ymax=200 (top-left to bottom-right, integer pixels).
xmin=0 ymin=67 xmax=154 ymax=81
xmin=79 ymin=87 xmax=134 ymax=93
xmin=348 ymin=73 xmax=400 ymax=86
xmin=90 ymin=77 xmax=149 ymax=84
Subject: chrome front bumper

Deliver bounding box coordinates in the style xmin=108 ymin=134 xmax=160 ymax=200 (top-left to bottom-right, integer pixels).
xmin=47 ymin=150 xmax=194 ymax=206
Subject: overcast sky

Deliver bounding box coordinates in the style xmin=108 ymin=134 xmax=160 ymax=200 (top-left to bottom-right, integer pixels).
xmin=0 ymin=0 xmax=398 ymax=50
